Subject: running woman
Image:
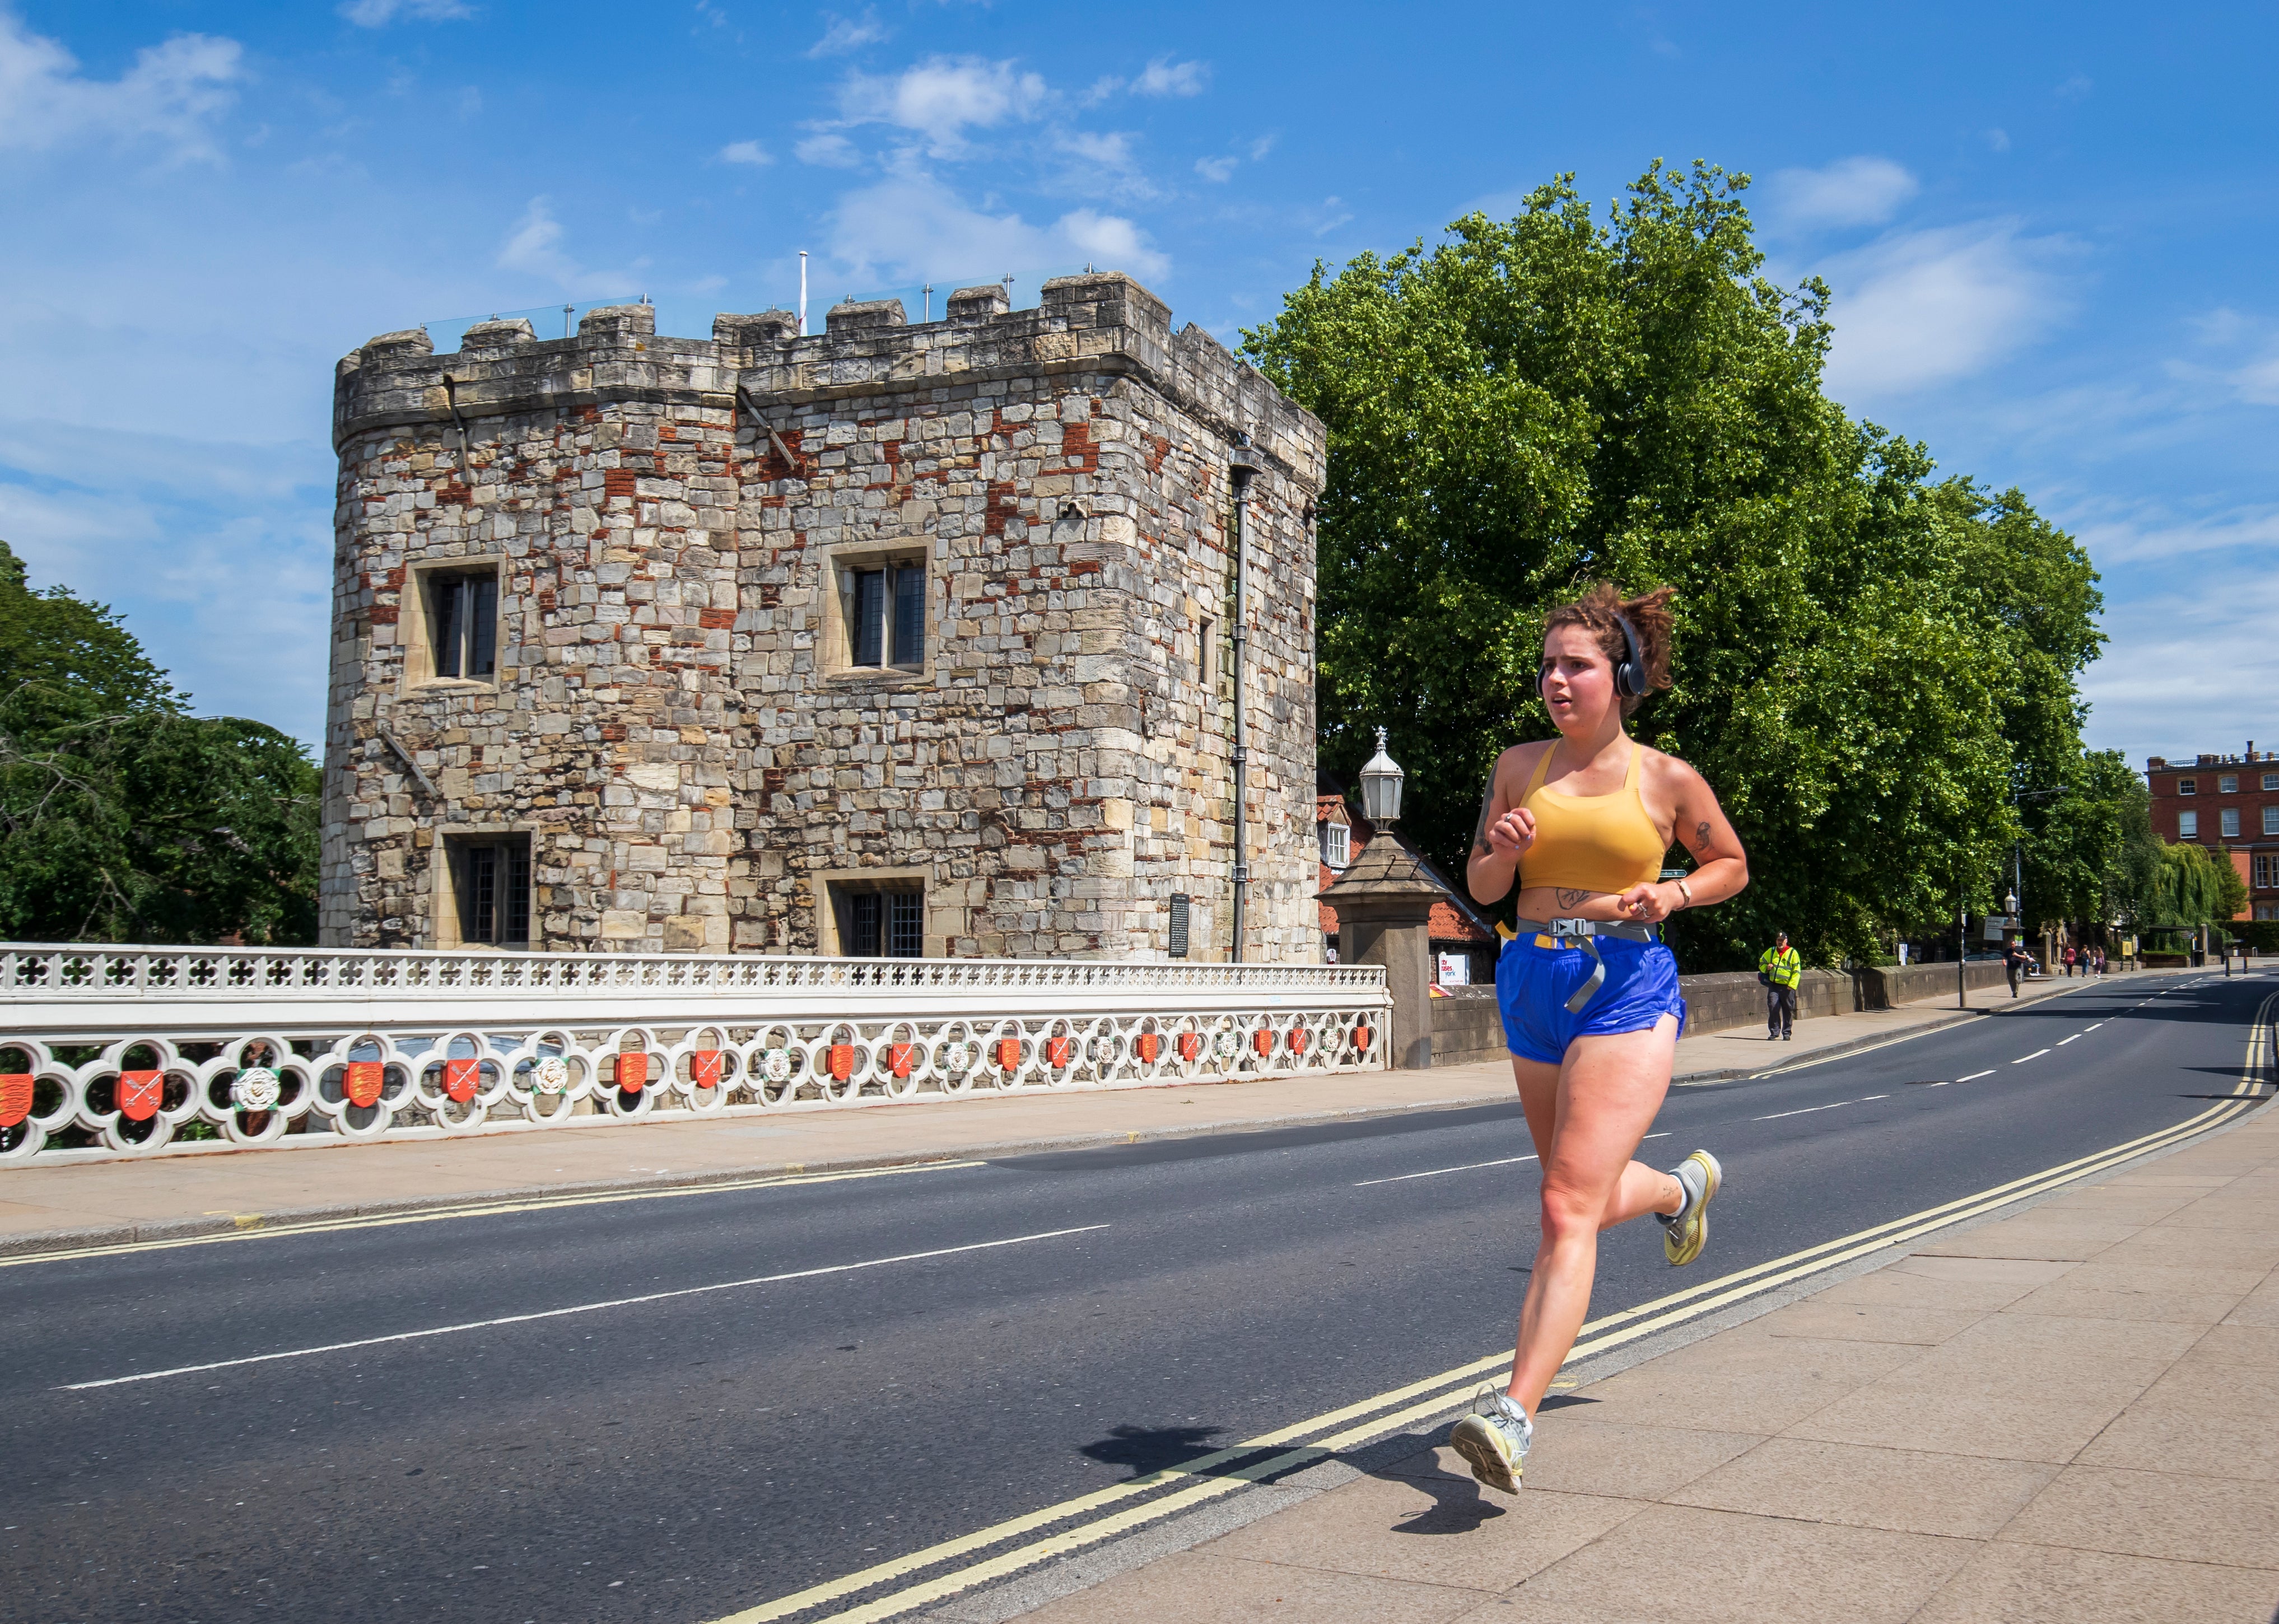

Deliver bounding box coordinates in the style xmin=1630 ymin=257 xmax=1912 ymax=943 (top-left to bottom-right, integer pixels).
xmin=1447 ymin=584 xmax=1750 ymax=1494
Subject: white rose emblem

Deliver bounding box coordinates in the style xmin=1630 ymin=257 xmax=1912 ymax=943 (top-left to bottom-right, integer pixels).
xmin=533 ymin=1056 xmax=570 ymax=1095
xmin=940 ymin=1042 xmax=970 ymax=1072
xmin=762 ymin=1048 xmax=793 ymax=1082
xmin=1213 ymin=1031 xmax=1237 ymax=1061
xmin=232 ymin=1067 xmax=281 ymax=1112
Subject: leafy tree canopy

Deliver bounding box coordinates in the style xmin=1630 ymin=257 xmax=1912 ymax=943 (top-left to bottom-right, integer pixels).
xmin=0 ymin=540 xmax=316 ymax=944
xmin=1245 ymin=162 xmax=2106 ymax=969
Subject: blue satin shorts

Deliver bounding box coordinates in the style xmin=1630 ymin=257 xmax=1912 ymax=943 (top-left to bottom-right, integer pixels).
xmin=1495 ymin=932 xmax=1688 ymax=1064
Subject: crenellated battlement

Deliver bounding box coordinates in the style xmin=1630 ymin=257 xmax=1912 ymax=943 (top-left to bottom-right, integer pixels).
xmin=333 ymin=272 xmax=1322 ymax=489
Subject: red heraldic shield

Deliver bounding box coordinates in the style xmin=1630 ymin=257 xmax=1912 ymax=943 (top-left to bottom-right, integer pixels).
xmin=1177 ymin=1032 xmax=1203 ymax=1062
xmin=443 ymin=1059 xmax=479 ymax=1103
xmin=1046 ymin=1037 xmax=1072 ymax=1068
xmin=996 ymin=1038 xmax=1022 ymax=1070
xmin=887 ymin=1043 xmax=915 ymax=1079
xmin=617 ymin=1053 xmax=648 ymax=1092
xmin=692 ymin=1050 xmax=725 ymax=1089
xmin=119 ymin=1070 xmax=164 ymax=1121
xmin=827 ymin=1044 xmax=854 ymax=1082
xmin=0 ymin=1073 xmax=33 ymax=1128
xmin=1136 ymin=1033 xmax=1161 ymax=1064
xmin=1289 ymin=1029 xmax=1309 ymax=1055
xmin=345 ymin=1061 xmax=385 ymax=1108
xmin=1354 ymin=1025 xmax=1374 ymax=1052
xmin=1252 ymin=1029 xmax=1275 ymax=1057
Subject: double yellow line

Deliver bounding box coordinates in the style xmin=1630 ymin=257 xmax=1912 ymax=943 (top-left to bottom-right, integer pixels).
xmin=718 ymin=991 xmax=2277 ymax=1624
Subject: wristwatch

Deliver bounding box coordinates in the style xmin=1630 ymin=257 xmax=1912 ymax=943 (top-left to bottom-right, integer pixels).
xmin=1673 ymin=878 xmax=1694 ymax=909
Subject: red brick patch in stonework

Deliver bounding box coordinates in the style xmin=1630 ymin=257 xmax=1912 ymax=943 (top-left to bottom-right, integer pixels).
xmin=369 ymin=606 xmax=399 ymax=626
xmin=1060 ymin=421 xmax=1098 ymax=470
xmin=1147 ymin=435 xmax=1171 ymax=473
xmin=698 ymin=609 xmax=736 ymax=629
xmin=603 ymin=468 xmax=637 ymax=499
xmin=984 ymin=480 xmax=1020 ymax=537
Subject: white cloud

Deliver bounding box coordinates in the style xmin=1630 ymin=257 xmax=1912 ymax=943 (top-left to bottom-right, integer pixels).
xmin=2071 ymin=502 xmax=2279 ymax=566
xmin=0 ymin=11 xmax=241 ymax=160
xmin=809 ymin=10 xmax=887 ymax=57
xmin=1195 ymin=155 xmax=1236 ymax=183
xmin=719 ymin=139 xmax=772 ymax=166
xmin=1248 ymin=133 xmax=1276 ymax=161
xmin=1764 ymin=156 xmax=1918 ymax=230
xmin=1056 ymin=209 xmax=1169 ymax=280
xmin=1132 ymin=57 xmax=1208 ymax=97
xmin=495 ymin=197 xmax=643 ymax=296
xmin=838 ymin=55 xmax=1047 ymax=155
xmin=826 ymin=174 xmax=1166 ymax=285
xmin=796 ymin=130 xmax=861 ymax=167
xmin=1817 ymin=221 xmax=2073 ymax=398
xmin=2080 ymin=556 xmax=2279 ymax=765
xmin=339 ymin=0 xmax=473 ymax=24
xmin=1986 ymin=128 xmax=2011 ymax=153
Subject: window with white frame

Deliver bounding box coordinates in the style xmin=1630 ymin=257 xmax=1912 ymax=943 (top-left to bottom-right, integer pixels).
xmin=2221 ymin=774 xmax=2239 ymax=794
xmin=2179 ymin=810 xmax=2199 ymax=838
xmin=2259 ymin=902 xmax=2279 ymax=921
xmin=2264 ymin=772 xmax=2278 ymax=791
xmin=2263 ymin=805 xmax=2278 ymax=836
xmin=1321 ymin=820 xmax=1351 ymax=870
xmin=2257 ymin=853 xmax=2279 ymax=890
xmin=2179 ymin=778 xmax=2197 ymax=795
xmin=2223 ymin=807 xmax=2241 ymax=838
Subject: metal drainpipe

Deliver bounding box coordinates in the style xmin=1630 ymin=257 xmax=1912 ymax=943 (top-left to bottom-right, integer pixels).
xmin=1227 ymin=435 xmax=1261 ymax=963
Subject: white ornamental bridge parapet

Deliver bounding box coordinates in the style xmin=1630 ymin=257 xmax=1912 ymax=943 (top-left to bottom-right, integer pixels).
xmin=0 ymin=945 xmax=1390 ymax=1165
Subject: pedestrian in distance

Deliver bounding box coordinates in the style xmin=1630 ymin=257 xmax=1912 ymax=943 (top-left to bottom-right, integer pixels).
xmin=1453 ymin=583 xmax=1750 ymax=1495
xmin=1759 ymin=931 xmax=1802 ymax=1040
xmin=2063 ymin=944 xmax=2077 ymax=978
xmin=2004 ymin=934 xmax=2033 ymax=998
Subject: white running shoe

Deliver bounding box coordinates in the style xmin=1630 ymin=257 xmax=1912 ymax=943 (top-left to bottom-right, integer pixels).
xmin=1658 ymin=1149 xmax=1723 ymax=1267
xmin=1448 ymin=1385 xmax=1531 ymax=1494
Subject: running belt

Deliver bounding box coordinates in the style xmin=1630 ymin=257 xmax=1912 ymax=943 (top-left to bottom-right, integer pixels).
xmin=1515 ymin=917 xmax=1662 ymax=1013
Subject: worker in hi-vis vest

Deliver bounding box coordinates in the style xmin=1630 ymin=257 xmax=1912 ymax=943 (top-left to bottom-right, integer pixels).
xmin=1759 ymin=931 xmax=1802 ymax=1041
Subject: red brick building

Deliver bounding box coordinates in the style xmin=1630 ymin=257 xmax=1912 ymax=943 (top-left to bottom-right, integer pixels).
xmin=1315 ymin=792 xmax=1499 ymax=983
xmin=2146 ymin=747 xmax=2273 ymax=919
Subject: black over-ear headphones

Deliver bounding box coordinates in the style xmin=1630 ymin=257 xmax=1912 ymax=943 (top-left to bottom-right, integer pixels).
xmin=1612 ymin=613 xmax=1647 ymax=700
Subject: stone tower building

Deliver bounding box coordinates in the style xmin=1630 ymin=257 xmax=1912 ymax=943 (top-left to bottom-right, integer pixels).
xmin=320 ymin=273 xmax=1325 ymax=962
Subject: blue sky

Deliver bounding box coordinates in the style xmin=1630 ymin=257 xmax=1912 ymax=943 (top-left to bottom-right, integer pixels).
xmin=2 ymin=2 xmax=2275 ymax=771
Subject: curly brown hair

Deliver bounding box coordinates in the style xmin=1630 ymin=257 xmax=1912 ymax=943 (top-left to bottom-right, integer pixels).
xmin=1542 ymin=583 xmax=1676 ymax=718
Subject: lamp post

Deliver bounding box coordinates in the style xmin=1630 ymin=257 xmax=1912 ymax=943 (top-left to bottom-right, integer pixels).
xmin=1358 ymin=727 xmax=1405 ymax=825
xmin=1318 ymin=729 xmax=1439 ymax=1070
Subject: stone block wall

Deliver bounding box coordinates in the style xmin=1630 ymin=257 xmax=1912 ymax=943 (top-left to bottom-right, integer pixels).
xmin=321 ymin=273 xmax=1325 ymax=962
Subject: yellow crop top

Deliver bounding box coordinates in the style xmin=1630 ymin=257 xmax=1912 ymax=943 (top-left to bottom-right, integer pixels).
xmin=1516 ymin=740 xmax=1669 ymax=896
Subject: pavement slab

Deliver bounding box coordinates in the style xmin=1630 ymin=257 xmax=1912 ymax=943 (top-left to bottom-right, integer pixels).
xmin=978 ymin=1065 xmax=2279 ymax=1623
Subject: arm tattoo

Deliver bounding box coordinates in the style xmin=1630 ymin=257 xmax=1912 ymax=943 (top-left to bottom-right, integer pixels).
xmin=1693 ymin=819 xmax=1711 ymax=851
xmin=1472 ymin=775 xmax=1499 ymax=856
xmin=1555 ymin=888 xmax=1591 ymax=909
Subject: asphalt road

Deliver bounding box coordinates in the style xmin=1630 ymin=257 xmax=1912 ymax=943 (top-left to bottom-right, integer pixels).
xmin=2 ymin=967 xmax=2267 ymax=1623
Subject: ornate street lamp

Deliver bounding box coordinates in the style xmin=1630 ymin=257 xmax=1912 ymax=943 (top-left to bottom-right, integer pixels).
xmin=1358 ymin=727 xmax=1405 ymax=826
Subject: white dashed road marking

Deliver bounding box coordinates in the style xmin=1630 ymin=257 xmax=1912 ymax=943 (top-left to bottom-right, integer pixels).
xmin=2014 ymin=1049 xmax=2051 ymax=1063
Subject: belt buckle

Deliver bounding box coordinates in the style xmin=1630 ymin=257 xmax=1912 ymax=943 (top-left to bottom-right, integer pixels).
xmin=1549 ymin=918 xmax=1592 ymax=940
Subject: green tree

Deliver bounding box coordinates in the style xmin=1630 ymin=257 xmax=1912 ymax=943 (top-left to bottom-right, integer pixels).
xmin=2147 ymin=840 xmax=2245 ymax=931
xmin=0 ymin=541 xmax=317 ymax=944
xmin=1244 ymin=162 xmax=2103 ymax=970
